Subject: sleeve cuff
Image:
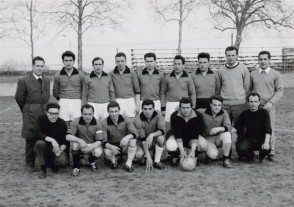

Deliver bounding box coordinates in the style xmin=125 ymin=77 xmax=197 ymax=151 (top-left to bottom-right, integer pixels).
xmin=224 ymin=126 xmax=228 ymax=132
xmin=141 ymin=137 xmax=147 ymax=142
xmin=131 ymin=133 xmax=137 ymax=139
xmin=102 ymin=142 xmax=109 ymax=148
xmin=161 ymin=107 xmax=166 ymax=111
xmin=157 ymin=129 xmax=165 ymax=136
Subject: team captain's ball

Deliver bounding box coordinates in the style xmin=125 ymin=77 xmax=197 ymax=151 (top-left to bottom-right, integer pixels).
xmin=180 ymin=156 xmax=197 ymax=171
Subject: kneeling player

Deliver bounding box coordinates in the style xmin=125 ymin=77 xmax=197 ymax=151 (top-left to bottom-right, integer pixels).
xmin=66 ymin=104 xmax=103 ymax=176
xmin=166 ymin=97 xmax=203 ymax=167
xmin=102 ymin=101 xmax=139 ymax=172
xmin=197 ymin=95 xmax=232 ymax=168
xmin=134 ymin=99 xmax=166 ymax=170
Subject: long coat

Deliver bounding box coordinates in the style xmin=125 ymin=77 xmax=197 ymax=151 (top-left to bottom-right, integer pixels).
xmin=15 ymin=72 xmax=50 ymax=140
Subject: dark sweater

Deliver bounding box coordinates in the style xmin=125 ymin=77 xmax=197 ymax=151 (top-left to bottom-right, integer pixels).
xmin=235 ymin=108 xmax=272 ymax=142
xmin=36 ymin=115 xmax=68 ymax=146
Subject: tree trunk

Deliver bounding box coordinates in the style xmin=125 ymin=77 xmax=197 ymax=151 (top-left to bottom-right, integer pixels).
xmin=77 ymin=0 xmax=83 ymax=71
xmin=29 ymin=0 xmax=34 ymax=62
xmin=234 ymin=27 xmax=243 ymax=50
xmin=178 ymin=0 xmax=183 ymax=55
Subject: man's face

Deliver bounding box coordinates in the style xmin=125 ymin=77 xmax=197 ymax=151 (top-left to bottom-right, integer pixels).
xmin=198 ymin=58 xmax=209 ymax=72
xmin=174 ymin=59 xmax=184 ymax=74
xmin=179 ymin=103 xmax=192 ymax=118
xmin=32 ymin=60 xmax=45 ymax=76
xmin=248 ymin=95 xmax=260 ymax=112
xmin=93 ymin=59 xmax=104 ymax=74
xmin=142 ymin=104 xmax=155 ymax=119
xmin=82 ymin=108 xmax=94 ymax=124
xmin=108 ymin=107 xmax=120 ymax=122
xmin=46 ymin=108 xmax=59 ymax=123
xmin=259 ymin=54 xmax=271 ymax=70
xmin=225 ymin=50 xmax=238 ymax=66
xmin=145 ymin=57 xmax=156 ymax=70
xmin=210 ymin=99 xmax=222 ymax=114
xmin=63 ymin=56 xmax=75 ymax=70
xmin=115 ymin=56 xmax=127 ymax=71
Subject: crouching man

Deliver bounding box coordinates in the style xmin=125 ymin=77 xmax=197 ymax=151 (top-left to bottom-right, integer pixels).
xmin=66 ymin=104 xmax=103 ymax=176
xmin=102 ymin=101 xmax=139 ymax=172
xmin=235 ymin=93 xmax=271 ymax=162
xmin=197 ymin=95 xmax=232 ymax=168
xmin=165 ymin=97 xmax=203 ymax=166
xmin=35 ymin=102 xmax=69 ymax=179
xmin=134 ymin=99 xmax=166 ymax=171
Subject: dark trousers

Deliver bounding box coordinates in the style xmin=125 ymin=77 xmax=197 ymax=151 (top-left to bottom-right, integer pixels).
xmin=26 ymin=140 xmax=36 ymax=167
xmin=72 ymin=150 xmax=97 ymax=169
xmin=196 ymin=98 xmax=210 ymax=110
xmin=35 ymin=140 xmax=68 ymax=168
xmin=236 ymin=139 xmax=270 ymax=161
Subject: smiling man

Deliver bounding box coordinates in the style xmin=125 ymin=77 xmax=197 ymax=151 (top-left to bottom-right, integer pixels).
xmin=235 ymin=93 xmax=272 ymax=163
xmin=250 ymin=51 xmax=283 ymax=161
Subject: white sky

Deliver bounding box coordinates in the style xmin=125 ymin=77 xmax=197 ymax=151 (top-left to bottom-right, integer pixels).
xmin=1 ymin=0 xmax=294 ymax=72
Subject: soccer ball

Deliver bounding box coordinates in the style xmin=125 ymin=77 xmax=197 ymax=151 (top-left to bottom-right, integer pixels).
xmin=180 ymin=156 xmax=196 ymax=171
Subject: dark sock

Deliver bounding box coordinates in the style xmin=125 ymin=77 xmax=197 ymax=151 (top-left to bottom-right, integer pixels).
xmin=72 ymin=150 xmax=81 ymax=169
xmin=88 ymin=155 xmax=96 ymax=164
xmin=41 ymin=165 xmax=46 ymax=172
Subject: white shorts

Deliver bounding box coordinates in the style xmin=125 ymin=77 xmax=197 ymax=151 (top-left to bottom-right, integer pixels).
xmin=88 ymin=102 xmax=109 ymax=120
xmin=165 ymin=101 xmax=179 ymax=122
xmin=116 ymin=98 xmax=136 ymax=118
xmin=59 ymin=98 xmax=81 ymax=122
xmin=139 ymin=100 xmax=161 ymax=113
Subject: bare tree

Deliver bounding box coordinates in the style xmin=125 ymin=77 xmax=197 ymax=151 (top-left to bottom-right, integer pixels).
xmin=51 ymin=0 xmax=129 ymax=70
xmin=210 ymin=0 xmax=294 ymax=49
xmin=0 ymin=1 xmax=12 ymax=39
xmin=9 ymin=0 xmax=49 ymax=62
xmin=153 ymin=0 xmax=200 ymax=55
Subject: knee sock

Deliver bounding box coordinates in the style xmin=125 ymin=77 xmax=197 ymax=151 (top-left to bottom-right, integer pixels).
xmin=154 ymin=145 xmax=164 ymax=163
xmin=72 ymin=150 xmax=81 ymax=169
xmin=126 ymin=146 xmax=137 ymax=167
xmin=222 ymin=143 xmax=232 ymax=157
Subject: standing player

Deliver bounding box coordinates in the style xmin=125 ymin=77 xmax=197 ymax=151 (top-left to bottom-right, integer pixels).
xmin=250 ymin=51 xmax=283 ymax=161
xmin=134 ymin=99 xmax=166 ymax=170
xmin=216 ymin=46 xmax=250 ymax=125
xmin=137 ymin=53 xmax=164 ymax=112
xmin=82 ymin=57 xmax=115 ymax=120
xmin=66 ymin=104 xmax=104 ymax=176
xmin=53 ymin=51 xmax=85 ymax=125
xmin=165 ymin=97 xmax=203 ymax=166
xmin=197 ymin=95 xmax=232 ymax=168
xmin=191 ymin=52 xmax=217 ymax=109
xmin=161 ymin=55 xmax=196 ymax=134
xmin=15 ymin=56 xmax=50 ymax=172
xmin=102 ymin=101 xmax=140 ymax=172
xmin=109 ymin=52 xmax=140 ymax=118
xmin=235 ymin=93 xmax=271 ymax=162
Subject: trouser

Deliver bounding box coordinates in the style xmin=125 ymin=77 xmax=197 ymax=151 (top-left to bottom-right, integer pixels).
xmin=236 ymin=139 xmax=270 ymax=161
xmin=35 ymin=140 xmax=68 ymax=168
xmin=25 ymin=139 xmax=36 ymax=167
xmin=196 ymin=98 xmax=210 ymax=110
xmin=222 ymin=103 xmax=247 ymax=125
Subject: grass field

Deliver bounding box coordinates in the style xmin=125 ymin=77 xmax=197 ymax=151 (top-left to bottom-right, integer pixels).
xmin=0 ymin=89 xmax=294 ymax=207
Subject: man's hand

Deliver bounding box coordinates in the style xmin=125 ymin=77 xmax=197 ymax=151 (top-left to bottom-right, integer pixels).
xmin=210 ymin=127 xmax=223 ymax=135
xmin=262 ymin=143 xmax=270 ymax=150
xmin=180 ymin=151 xmax=187 ymax=162
xmin=109 ymin=144 xmax=121 ymax=154
xmin=120 ymin=136 xmax=130 ymax=147
xmin=146 ymin=156 xmax=153 ymax=171
xmin=51 ymin=140 xmax=61 ymax=156
xmin=264 ymin=102 xmax=273 ymax=111
xmin=188 ymin=151 xmax=195 ymax=158
xmin=146 ymin=134 xmax=154 ymax=149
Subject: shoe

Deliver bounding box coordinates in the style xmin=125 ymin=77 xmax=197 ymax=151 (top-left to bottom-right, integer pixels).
xmin=223 ymin=159 xmax=231 ymax=168
xmin=125 ymin=165 xmax=134 ymax=172
xmin=91 ymin=163 xmax=98 ymax=171
xmin=268 ymin=154 xmax=274 ymax=162
xmin=72 ymin=168 xmax=80 ymax=176
xmin=170 ymin=157 xmax=180 ymax=167
xmin=259 ymin=151 xmax=266 ymax=163
xmin=110 ymin=161 xmax=117 ymax=170
xmin=116 ymin=156 xmax=124 ymax=164
xmin=154 ymin=162 xmax=164 ymax=170
xmin=27 ymin=166 xmax=35 ymax=172
xmin=51 ymin=167 xmax=59 ymax=174
xmin=39 ymin=170 xmax=46 ymax=179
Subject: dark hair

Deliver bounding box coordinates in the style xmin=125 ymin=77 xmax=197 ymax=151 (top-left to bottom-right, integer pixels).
xmin=258 ymin=51 xmax=271 ymax=60
xmin=32 ymin=56 xmax=45 ymax=65
xmin=107 ymin=101 xmax=120 ymax=111
xmin=92 ymin=57 xmax=104 ymax=65
xmin=197 ymin=52 xmax=210 ymax=61
xmin=46 ymin=102 xmax=60 ymax=111
xmin=225 ymin=46 xmax=238 ymax=55
xmin=144 ymin=53 xmax=156 ymax=61
xmin=247 ymin=92 xmax=261 ymax=101
xmin=174 ymin=55 xmax=185 ymax=64
xmin=115 ymin=52 xmax=126 ymax=60
xmin=179 ymin=97 xmax=192 ymax=108
xmin=81 ymin=104 xmax=94 ymax=113
xmin=141 ymin=99 xmax=155 ymax=109
xmin=62 ymin=51 xmax=75 ymax=61
xmin=209 ymin=95 xmax=223 ymax=104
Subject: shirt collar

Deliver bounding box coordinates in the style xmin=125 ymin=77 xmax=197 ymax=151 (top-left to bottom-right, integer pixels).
xmin=60 ymin=67 xmax=79 ymax=75
xmin=114 ymin=66 xmax=130 ymax=74
xmin=32 ymin=72 xmax=42 ymax=80
xmin=225 ymin=62 xmax=239 ymax=69
xmin=205 ymin=107 xmax=224 ymax=117
xmin=142 ymin=68 xmax=160 ymax=75
xmin=176 ymin=110 xmax=197 ymax=120
xmin=107 ymin=114 xmax=125 ymax=125
xmin=140 ymin=111 xmax=158 ymax=121
xmin=196 ymin=68 xmax=214 ymax=75
xmin=90 ymin=71 xmax=108 ymax=78
xmin=170 ymin=70 xmax=188 ymax=77
xmin=78 ymin=117 xmax=97 ymax=125
xmin=259 ymin=67 xmax=271 ymax=74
